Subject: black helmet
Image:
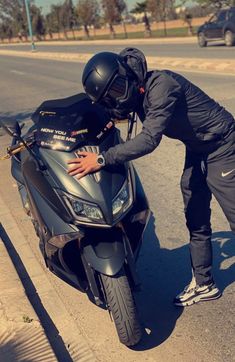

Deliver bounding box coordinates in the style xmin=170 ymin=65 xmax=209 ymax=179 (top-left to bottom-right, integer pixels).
xmin=82 ymin=51 xmax=142 ymax=117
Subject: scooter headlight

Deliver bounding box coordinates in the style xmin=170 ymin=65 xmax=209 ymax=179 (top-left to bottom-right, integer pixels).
xmin=71 ymin=200 xmax=103 ymax=221
xmin=112 ymin=180 xmax=132 ymax=219
xmin=63 ymin=194 xmax=105 ymax=224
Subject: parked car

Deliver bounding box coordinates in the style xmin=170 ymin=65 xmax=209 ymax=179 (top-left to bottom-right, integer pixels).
xmin=197 ymin=7 xmax=235 ymax=47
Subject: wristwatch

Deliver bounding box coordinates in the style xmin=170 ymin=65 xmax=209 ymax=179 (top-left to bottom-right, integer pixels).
xmin=97 ymin=154 xmax=106 ymax=167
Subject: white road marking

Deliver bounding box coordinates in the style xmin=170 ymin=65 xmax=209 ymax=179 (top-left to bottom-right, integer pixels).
xmin=10 ymin=69 xmax=25 ymax=75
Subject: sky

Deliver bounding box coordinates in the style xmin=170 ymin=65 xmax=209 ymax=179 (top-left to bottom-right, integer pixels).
xmin=35 ymin=0 xmax=195 ymax=15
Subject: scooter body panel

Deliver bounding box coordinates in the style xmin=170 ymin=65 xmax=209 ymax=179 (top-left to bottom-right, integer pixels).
xmin=9 ymin=93 xmax=150 ymax=304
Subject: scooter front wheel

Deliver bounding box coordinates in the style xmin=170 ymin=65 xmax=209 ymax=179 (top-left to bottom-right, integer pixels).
xmin=101 ymin=267 xmax=142 ymax=346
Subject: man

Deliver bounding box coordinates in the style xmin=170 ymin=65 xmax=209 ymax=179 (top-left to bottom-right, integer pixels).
xmin=67 ymin=48 xmax=235 ymax=307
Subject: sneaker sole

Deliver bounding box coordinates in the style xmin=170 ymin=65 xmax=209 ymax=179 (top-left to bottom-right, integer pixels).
xmin=174 ymin=291 xmax=222 ymax=307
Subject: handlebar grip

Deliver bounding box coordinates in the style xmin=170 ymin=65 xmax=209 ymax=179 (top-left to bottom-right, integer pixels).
xmin=8 ymin=143 xmax=23 ymax=152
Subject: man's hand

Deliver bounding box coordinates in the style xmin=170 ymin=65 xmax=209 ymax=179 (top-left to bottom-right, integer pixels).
xmin=67 ymin=152 xmax=101 ymax=180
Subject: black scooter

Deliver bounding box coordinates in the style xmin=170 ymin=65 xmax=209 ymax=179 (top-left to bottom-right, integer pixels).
xmin=0 ymin=93 xmax=150 ymax=347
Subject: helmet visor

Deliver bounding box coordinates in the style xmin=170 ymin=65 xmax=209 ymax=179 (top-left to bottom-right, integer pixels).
xmin=108 ymin=75 xmax=127 ymax=99
xmin=101 ymin=75 xmax=128 ymax=108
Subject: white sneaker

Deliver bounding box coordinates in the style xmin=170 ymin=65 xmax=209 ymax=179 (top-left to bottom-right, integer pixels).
xmin=174 ymin=277 xmax=222 ymax=307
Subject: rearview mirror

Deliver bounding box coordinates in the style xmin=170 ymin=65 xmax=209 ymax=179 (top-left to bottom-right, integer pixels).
xmin=0 ymin=120 xmax=21 ymax=138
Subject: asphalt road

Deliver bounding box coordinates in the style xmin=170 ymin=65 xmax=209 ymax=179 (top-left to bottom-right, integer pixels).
xmin=0 ymin=55 xmax=235 ymax=362
xmin=1 ymin=41 xmax=235 ymax=59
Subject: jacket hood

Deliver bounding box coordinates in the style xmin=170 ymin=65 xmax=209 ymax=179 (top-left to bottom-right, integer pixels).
xmin=119 ymin=47 xmax=147 ymax=86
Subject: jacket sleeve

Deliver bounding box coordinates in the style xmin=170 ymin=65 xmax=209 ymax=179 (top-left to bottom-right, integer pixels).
xmin=103 ymin=73 xmax=182 ymax=165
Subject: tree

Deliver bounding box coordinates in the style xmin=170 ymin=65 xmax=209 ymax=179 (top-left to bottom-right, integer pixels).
xmin=77 ymin=0 xmax=99 ymax=38
xmin=147 ymin=0 xmax=165 ymax=34
xmin=45 ymin=1 xmax=77 ymax=40
xmin=131 ymin=1 xmax=151 ymax=37
xmin=31 ymin=4 xmax=46 ymax=40
xmin=176 ymin=3 xmax=194 ymax=36
xmin=60 ymin=0 xmax=75 ymax=39
xmin=0 ymin=0 xmax=28 ymax=41
xmin=101 ymin=0 xmax=127 ymax=39
xmin=184 ymin=12 xmax=193 ymax=35
xmin=0 ymin=21 xmax=13 ymax=42
xmin=46 ymin=4 xmax=62 ymax=39
xmin=0 ymin=0 xmax=46 ymax=42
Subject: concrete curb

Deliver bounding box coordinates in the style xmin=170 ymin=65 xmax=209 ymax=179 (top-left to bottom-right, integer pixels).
xmin=1 ymin=48 xmax=235 ymax=76
xmin=0 ymin=36 xmax=197 ymax=46
xmin=0 ymin=190 xmax=96 ymax=361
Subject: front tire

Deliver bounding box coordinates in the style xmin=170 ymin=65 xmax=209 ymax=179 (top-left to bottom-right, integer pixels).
xmin=101 ymin=267 xmax=142 ymax=346
xmin=198 ymin=32 xmax=207 ymax=47
xmin=224 ymin=30 xmax=235 ymax=46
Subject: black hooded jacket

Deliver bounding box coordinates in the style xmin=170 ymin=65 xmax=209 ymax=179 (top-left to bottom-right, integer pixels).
xmin=103 ymin=48 xmax=235 ymax=165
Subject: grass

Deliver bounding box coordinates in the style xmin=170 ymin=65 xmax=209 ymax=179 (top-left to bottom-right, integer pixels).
xmin=22 ymin=314 xmax=33 ymax=323
xmin=41 ymin=26 xmax=199 ymax=42
xmin=0 ymin=26 xmax=199 ymax=45
xmin=90 ymin=26 xmax=198 ymax=40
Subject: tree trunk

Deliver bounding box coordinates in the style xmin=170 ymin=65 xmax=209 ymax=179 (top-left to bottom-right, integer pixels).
xmin=143 ymin=13 xmax=151 ymax=38
xmin=122 ymin=20 xmax=128 ymax=38
xmin=163 ymin=7 xmax=167 ymax=36
xmin=71 ymin=27 xmax=76 ymax=40
xmin=109 ymin=23 xmax=116 ymax=39
xmin=63 ymin=28 xmax=68 ymax=40
xmin=188 ymin=24 xmax=193 ymax=36
xmin=84 ymin=24 xmax=90 ymax=39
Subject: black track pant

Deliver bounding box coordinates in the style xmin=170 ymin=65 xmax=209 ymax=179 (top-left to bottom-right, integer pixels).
xmin=181 ymin=133 xmax=235 ymax=285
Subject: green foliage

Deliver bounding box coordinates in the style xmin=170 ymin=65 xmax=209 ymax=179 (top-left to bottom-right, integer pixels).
xmin=130 ymin=1 xmax=148 ymax=13
xmin=131 ymin=1 xmax=152 ymax=36
xmin=22 ymin=315 xmax=33 ymax=323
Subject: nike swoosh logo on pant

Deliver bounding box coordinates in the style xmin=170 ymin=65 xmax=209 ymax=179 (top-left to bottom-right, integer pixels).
xmin=221 ymin=169 xmax=235 ymax=177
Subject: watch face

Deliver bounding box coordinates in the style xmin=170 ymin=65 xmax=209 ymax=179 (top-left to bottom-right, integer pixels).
xmin=97 ymin=156 xmax=104 ymax=165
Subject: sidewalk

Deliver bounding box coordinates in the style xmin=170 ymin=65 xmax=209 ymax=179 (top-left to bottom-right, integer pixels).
xmin=0 ymin=219 xmax=57 ymax=361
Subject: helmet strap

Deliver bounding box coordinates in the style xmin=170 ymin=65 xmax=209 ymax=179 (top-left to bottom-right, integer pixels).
xmin=126 ymin=112 xmax=137 ymax=141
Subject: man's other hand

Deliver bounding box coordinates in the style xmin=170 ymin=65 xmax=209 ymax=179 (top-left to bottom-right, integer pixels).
xmin=67 ymin=152 xmax=101 ymax=180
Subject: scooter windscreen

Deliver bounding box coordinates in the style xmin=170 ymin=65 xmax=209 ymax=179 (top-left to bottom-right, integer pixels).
xmin=33 ymin=93 xmax=113 ymax=152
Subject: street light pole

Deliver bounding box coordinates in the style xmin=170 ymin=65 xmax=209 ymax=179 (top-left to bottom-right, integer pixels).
xmin=24 ymin=0 xmax=36 ymax=51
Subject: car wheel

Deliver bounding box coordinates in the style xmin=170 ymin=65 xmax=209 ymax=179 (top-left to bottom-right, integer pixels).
xmin=198 ymin=32 xmax=207 ymax=47
xmin=224 ymin=30 xmax=235 ymax=46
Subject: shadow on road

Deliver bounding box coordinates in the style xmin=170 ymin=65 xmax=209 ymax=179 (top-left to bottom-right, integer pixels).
xmin=212 ymin=231 xmax=235 ymax=292
xmin=133 ymin=215 xmax=235 ymax=351
xmin=0 ymin=110 xmax=33 ymax=124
